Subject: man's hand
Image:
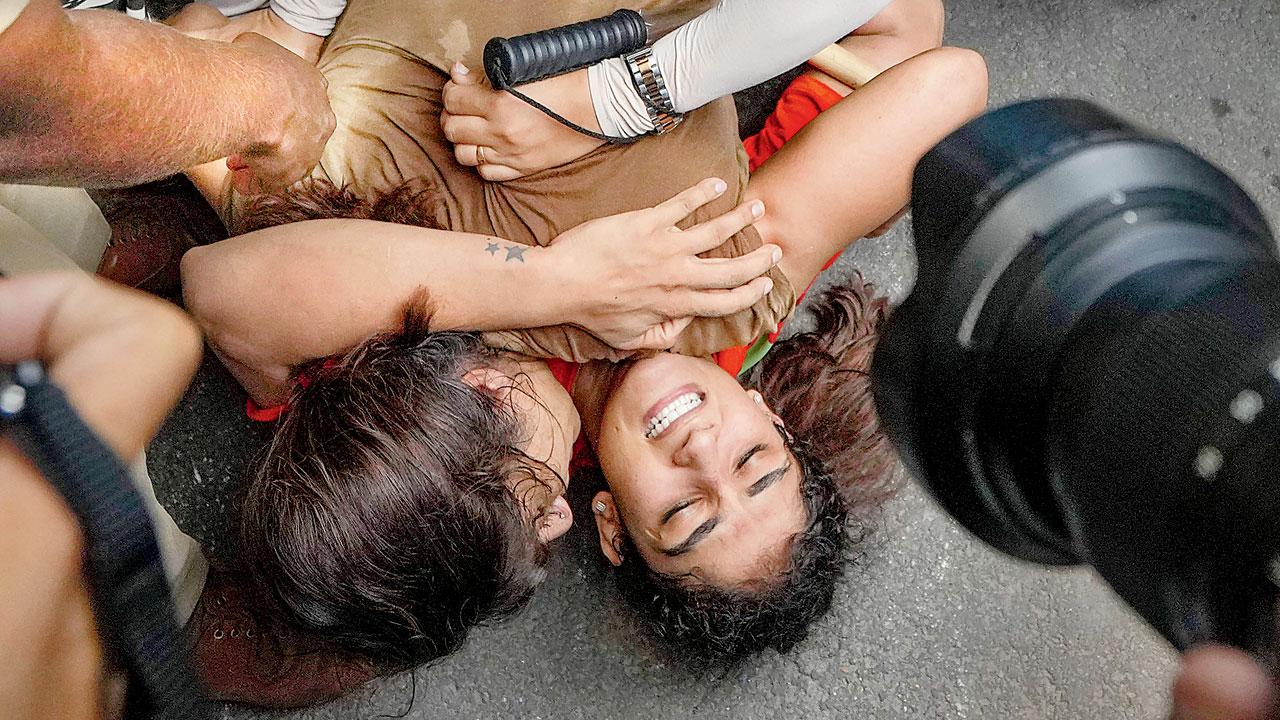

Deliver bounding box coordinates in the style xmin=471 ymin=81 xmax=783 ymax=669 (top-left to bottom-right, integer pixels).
xmin=441 ymin=63 xmax=606 ymax=182
xmin=166 ymin=5 xmax=334 ymax=195
xmin=0 ymin=1 xmax=335 ymax=188
xmin=545 ymin=178 xmax=779 ymax=352
xmin=221 ymin=31 xmax=334 ymax=194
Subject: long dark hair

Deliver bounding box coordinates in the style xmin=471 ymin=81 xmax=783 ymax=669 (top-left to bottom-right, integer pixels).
xmin=234 ymin=181 xmax=556 ymax=671
xmin=605 ymin=279 xmax=901 ymax=664
xmin=238 ymin=313 xmax=559 ymax=671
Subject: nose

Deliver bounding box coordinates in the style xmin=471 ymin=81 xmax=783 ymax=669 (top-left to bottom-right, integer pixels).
xmin=672 ymin=423 xmax=718 ymax=471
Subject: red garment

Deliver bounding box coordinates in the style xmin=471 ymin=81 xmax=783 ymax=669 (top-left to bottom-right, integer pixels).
xmin=248 ymin=73 xmax=843 ymax=422
xmin=245 ymin=358 xmax=339 ymax=422
xmin=743 ymin=73 xmax=844 ymax=172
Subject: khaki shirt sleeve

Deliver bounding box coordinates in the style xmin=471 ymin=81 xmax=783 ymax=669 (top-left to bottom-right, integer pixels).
xmin=0 ymin=0 xmax=31 ymax=35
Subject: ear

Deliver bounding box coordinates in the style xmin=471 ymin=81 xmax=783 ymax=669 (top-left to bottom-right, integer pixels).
xmin=462 ymin=366 xmax=514 ymax=399
xmin=591 ymin=491 xmax=625 ymax=567
xmin=748 ymin=389 xmax=785 ymax=428
xmin=536 ymin=495 xmax=573 ymax=543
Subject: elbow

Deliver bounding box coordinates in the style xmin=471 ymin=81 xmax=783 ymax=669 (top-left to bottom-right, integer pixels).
xmin=180 ymin=245 xmax=231 ymax=346
xmin=927 ymin=46 xmax=990 ymax=121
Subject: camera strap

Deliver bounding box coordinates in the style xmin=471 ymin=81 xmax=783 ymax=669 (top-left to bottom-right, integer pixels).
xmin=0 ymin=362 xmax=211 ymax=720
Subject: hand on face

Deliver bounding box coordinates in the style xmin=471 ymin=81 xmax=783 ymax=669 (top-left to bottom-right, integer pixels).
xmin=441 ymin=63 xmax=606 ymax=182
xmin=591 ymin=354 xmax=806 ymax=585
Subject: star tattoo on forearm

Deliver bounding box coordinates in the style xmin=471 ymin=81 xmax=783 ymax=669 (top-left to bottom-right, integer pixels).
xmin=483 ymin=241 xmax=527 ymax=262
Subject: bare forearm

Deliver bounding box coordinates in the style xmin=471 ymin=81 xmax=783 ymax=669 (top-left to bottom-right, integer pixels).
xmin=747 ymin=47 xmax=989 ymax=291
xmin=0 ymin=1 xmax=312 ymax=187
xmin=0 ymin=273 xmax=203 ymax=458
xmin=182 ymin=220 xmax=575 ymax=372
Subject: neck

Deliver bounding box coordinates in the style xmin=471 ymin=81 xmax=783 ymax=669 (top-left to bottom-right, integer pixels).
xmin=572 ymin=361 xmax=624 ymax=446
xmin=499 ymin=352 xmax=581 ymax=433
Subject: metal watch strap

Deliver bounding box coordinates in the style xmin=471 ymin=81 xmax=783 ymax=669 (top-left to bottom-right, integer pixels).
xmin=622 ymin=47 xmax=684 ymax=135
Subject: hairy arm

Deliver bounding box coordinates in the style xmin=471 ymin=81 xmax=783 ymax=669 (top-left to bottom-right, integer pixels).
xmin=0 ymin=272 xmax=202 ymax=720
xmin=0 ymin=0 xmax=332 ymax=189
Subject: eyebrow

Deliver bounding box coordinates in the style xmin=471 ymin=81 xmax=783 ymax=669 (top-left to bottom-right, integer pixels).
xmin=747 ymin=462 xmax=791 ymax=497
xmin=661 ymin=445 xmax=765 ymax=524
xmin=660 ymin=516 xmax=720 ymax=557
xmin=660 ymin=461 xmax=793 ymax=557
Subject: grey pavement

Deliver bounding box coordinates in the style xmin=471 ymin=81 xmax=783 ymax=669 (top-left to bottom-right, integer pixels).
xmin=149 ymin=0 xmax=1280 ymax=717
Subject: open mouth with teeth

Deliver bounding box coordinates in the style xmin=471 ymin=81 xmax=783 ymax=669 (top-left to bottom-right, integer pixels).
xmin=644 ymin=391 xmax=704 ymax=440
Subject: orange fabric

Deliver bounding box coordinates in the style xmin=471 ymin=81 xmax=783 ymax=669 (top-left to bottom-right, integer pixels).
xmin=743 ymin=73 xmax=844 ymax=172
xmin=714 ymin=345 xmax=751 ymax=377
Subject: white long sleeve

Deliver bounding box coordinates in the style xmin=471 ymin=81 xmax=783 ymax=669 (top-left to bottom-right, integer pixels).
xmin=589 ymin=0 xmax=892 ymax=137
xmin=268 ymin=0 xmax=345 ymax=37
xmin=200 ymin=0 xmax=345 ymax=37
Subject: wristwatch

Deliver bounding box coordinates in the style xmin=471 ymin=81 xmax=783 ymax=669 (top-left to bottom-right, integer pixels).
xmin=622 ymin=47 xmax=684 ymax=135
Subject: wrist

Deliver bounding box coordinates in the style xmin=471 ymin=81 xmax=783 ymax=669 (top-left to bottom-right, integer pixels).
xmin=537 ymin=241 xmax=592 ymax=326
xmin=529 ymin=69 xmax=603 ymax=136
xmin=589 ymin=58 xmax=655 ymax=138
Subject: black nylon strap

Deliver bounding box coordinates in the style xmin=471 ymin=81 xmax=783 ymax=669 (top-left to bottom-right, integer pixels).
xmin=502 ymin=86 xmax=637 ymax=145
xmin=0 ymin=363 xmax=211 ymax=720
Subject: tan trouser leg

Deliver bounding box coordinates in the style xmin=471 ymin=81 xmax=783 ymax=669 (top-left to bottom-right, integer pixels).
xmin=0 ymin=185 xmax=208 ymax=623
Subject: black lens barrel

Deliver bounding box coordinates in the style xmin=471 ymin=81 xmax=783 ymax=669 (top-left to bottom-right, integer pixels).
xmin=875 ymin=98 xmax=1280 ymax=650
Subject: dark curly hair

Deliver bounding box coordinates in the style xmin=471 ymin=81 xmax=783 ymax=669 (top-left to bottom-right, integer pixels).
xmin=598 ymin=279 xmax=901 ymax=664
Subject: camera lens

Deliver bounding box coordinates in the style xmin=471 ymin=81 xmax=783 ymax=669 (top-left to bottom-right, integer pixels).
xmin=873 ymin=98 xmax=1280 ymax=651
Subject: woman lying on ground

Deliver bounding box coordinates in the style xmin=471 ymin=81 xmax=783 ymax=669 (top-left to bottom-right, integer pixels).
xmin=182 ymin=38 xmax=988 ymax=704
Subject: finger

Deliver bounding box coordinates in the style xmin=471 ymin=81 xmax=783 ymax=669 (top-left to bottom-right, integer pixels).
xmin=451 ymin=62 xmax=479 ymax=87
xmin=440 ymin=110 xmax=494 ymax=146
xmin=442 ymin=72 xmax=495 ymax=116
xmin=1171 ymin=645 xmax=1274 ymax=720
xmin=676 ymin=276 xmax=775 ymax=319
xmin=649 ymin=178 xmax=731 ymax=229
xmin=624 ymin=318 xmax=694 ymax=352
xmin=478 ymin=164 xmax=526 ymax=182
xmin=682 ymin=199 xmax=766 ymax=255
xmin=229 ymin=30 xmax=280 ymax=54
xmin=688 ymin=244 xmax=782 ymax=290
xmin=454 ymin=143 xmax=482 ymax=168
xmin=165 ymin=2 xmax=229 ymax=32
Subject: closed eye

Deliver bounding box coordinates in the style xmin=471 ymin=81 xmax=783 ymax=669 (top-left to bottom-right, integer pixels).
xmin=735 ymin=443 xmax=767 ymax=472
xmin=660 ymin=498 xmax=695 ymax=525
